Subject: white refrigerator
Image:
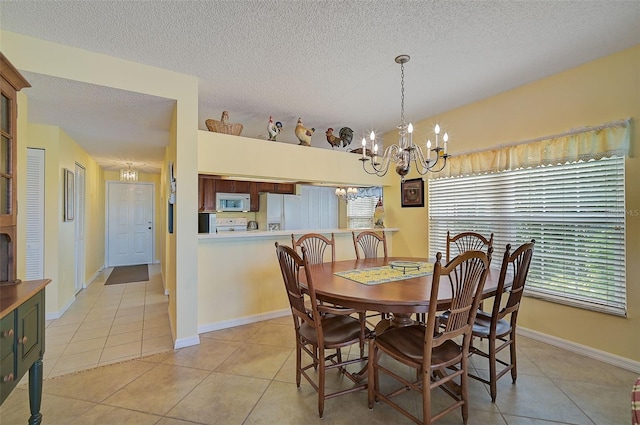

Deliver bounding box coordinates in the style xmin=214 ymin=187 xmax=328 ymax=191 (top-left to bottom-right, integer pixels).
xmin=257 ymin=187 xmax=337 ymax=231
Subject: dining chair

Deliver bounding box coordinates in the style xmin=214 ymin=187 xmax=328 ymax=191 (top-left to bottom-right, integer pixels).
xmin=292 ymin=232 xmax=367 ymax=356
xmin=352 ymin=230 xmax=389 ymax=325
xmin=467 ymin=239 xmax=535 ymax=402
xmin=291 ymin=233 xmax=335 ymax=265
xmin=352 ymin=230 xmax=387 ymax=260
xmin=275 ymin=242 xmax=370 ymax=418
xmin=446 ymin=231 xmax=494 ymax=263
xmin=368 ymin=250 xmax=490 ymax=425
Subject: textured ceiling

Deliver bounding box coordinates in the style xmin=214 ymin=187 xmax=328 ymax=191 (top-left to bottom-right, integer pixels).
xmin=2 ymin=0 xmax=639 ymax=173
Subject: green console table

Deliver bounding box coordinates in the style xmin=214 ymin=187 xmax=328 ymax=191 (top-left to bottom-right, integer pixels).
xmin=0 ymin=279 xmax=50 ymax=425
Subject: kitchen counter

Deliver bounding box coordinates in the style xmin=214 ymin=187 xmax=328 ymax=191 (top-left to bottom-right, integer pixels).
xmin=198 ymin=227 xmax=398 ymax=239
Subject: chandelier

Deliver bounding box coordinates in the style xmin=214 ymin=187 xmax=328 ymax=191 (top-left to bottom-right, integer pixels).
xmin=120 ymin=163 xmax=138 ymax=182
xmin=335 ymin=187 xmax=358 ymax=201
xmin=360 ymin=54 xmax=449 ymax=178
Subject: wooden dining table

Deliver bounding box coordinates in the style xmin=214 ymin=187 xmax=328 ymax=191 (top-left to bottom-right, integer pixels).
xmin=305 ymin=256 xmax=506 ymax=330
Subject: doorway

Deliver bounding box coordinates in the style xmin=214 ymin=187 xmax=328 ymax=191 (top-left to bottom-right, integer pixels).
xmin=107 ymin=182 xmax=154 ymax=266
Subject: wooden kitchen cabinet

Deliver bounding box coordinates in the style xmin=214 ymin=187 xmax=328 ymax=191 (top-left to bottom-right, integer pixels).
xmin=273 ymin=183 xmax=295 ymax=194
xmin=215 ymin=179 xmax=250 ymax=194
xmin=200 ymin=177 xmax=217 ymax=211
xmin=256 ymin=182 xmax=275 ymax=192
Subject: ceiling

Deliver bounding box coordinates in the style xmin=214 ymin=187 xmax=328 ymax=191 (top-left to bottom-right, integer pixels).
xmin=2 ymin=1 xmax=639 ymax=173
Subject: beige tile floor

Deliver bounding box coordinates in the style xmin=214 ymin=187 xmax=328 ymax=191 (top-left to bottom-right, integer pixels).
xmin=1 ymin=274 xmax=637 ymax=424
xmin=41 ymin=263 xmax=173 ymax=379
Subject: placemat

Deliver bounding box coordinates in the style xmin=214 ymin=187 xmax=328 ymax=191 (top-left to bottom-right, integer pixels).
xmin=334 ymin=262 xmax=434 ymax=285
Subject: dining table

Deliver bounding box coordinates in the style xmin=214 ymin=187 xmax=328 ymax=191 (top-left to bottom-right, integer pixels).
xmin=305 ymin=256 xmax=507 ymax=332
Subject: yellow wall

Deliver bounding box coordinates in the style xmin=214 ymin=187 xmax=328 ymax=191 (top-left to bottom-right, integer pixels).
xmin=18 ymin=112 xmax=105 ymax=315
xmin=5 ymin=30 xmax=200 ymax=345
xmin=390 ymin=45 xmax=640 ymax=361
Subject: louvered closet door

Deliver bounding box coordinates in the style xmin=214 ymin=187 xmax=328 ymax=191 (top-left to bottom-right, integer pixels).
xmin=25 ymin=148 xmax=44 ymax=280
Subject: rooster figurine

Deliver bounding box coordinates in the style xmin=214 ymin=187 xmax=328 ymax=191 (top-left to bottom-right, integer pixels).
xmin=326 ymin=127 xmax=354 ymax=149
xmin=294 ymin=117 xmax=315 ymax=146
xmin=267 ymin=116 xmax=283 ymax=141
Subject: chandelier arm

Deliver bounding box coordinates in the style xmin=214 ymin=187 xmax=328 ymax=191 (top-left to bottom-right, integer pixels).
xmin=361 ymin=144 xmax=403 ymax=177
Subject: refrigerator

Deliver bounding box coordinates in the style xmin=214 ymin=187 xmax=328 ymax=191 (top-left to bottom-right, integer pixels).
xmin=257 ymin=193 xmax=301 ymax=231
xmin=257 ymin=187 xmax=338 ymax=231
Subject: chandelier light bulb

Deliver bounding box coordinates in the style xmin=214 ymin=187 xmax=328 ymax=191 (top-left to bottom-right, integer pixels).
xmin=369 ymin=131 xmax=375 ymax=141
xmin=408 ymin=123 xmax=413 ymax=134
xmin=434 ymin=124 xmax=440 ymax=134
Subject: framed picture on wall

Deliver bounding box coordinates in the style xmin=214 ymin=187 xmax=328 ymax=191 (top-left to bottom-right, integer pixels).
xmin=64 ymin=168 xmax=75 ymax=221
xmin=401 ymin=178 xmax=424 ymax=208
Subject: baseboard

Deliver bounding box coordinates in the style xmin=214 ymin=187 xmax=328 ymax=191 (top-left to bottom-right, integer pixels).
xmin=45 ymin=295 xmax=76 ymax=321
xmin=518 ymin=327 xmax=640 ymax=373
xmin=198 ymin=309 xmax=290 ymax=334
xmin=174 ymin=335 xmax=200 ymax=349
xmin=83 ymin=266 xmax=104 ymax=289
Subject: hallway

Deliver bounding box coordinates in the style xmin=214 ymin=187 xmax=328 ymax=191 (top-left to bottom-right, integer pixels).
xmin=42 ymin=264 xmax=173 ymax=379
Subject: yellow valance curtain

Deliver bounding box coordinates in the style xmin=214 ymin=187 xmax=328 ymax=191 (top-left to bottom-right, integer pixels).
xmin=430 ymin=118 xmax=630 ymax=178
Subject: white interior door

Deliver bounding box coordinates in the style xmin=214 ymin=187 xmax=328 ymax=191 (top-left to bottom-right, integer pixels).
xmin=74 ymin=163 xmax=85 ymax=292
xmin=107 ymin=182 xmax=154 ymax=267
xmin=25 ymin=148 xmax=44 ymax=280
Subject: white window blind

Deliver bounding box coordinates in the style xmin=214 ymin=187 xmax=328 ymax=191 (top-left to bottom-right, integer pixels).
xmin=347 ymin=196 xmax=378 ymax=229
xmin=428 ymin=156 xmax=626 ymax=316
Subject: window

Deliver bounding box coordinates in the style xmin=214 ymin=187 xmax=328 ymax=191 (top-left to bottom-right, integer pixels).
xmin=347 ymin=196 xmax=378 ymax=229
xmin=428 ymin=156 xmax=626 ymax=316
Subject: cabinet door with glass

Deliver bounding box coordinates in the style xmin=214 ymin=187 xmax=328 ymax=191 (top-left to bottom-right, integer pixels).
xmin=0 ymin=53 xmax=30 ymax=283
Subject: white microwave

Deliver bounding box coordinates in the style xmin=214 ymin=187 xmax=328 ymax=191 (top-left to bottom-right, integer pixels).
xmin=216 ymin=193 xmax=251 ymax=212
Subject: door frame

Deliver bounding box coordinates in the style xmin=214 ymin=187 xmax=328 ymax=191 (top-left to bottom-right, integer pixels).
xmin=74 ymin=163 xmax=86 ymax=292
xmin=105 ymin=181 xmax=155 ymax=267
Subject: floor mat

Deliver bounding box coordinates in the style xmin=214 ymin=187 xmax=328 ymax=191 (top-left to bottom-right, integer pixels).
xmin=105 ymin=264 xmax=149 ymax=285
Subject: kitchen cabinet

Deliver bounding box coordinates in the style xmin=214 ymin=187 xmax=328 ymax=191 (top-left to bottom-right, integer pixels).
xmin=198 ymin=176 xmax=258 ymax=212
xmin=274 ymin=183 xmax=295 ymax=194
xmin=198 ymin=176 xmax=217 ymax=212
xmin=216 ymin=179 xmax=250 ymax=194
xmin=1 ymin=279 xmax=50 ymax=425
xmin=256 ymin=182 xmax=295 ymax=194
xmin=256 ymin=182 xmax=275 ymax=192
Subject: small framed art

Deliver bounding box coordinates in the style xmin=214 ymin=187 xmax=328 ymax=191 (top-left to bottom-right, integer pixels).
xmin=64 ymin=168 xmax=75 ymax=221
xmin=401 ymin=178 xmax=424 ymax=208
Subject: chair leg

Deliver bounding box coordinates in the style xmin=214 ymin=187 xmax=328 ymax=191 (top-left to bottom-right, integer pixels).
xmin=489 ymin=336 xmax=497 ymax=403
xmin=367 ymin=338 xmax=377 ymax=409
xmin=296 ymin=341 xmax=302 ymax=387
xmin=460 ymin=356 xmax=469 ymax=425
xmin=510 ymin=330 xmax=518 ymax=384
xmin=318 ymin=346 xmax=325 ymax=418
xmin=422 ymin=367 xmax=432 ymax=425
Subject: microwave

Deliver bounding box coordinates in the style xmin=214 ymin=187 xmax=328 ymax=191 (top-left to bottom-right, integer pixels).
xmin=216 ymin=193 xmax=251 ymax=212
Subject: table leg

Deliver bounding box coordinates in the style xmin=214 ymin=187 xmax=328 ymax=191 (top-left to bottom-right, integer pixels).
xmin=28 ymin=358 xmax=43 ymax=425
xmin=374 ymin=313 xmax=416 ymax=335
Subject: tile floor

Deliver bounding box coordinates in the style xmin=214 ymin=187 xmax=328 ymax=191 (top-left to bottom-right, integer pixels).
xmin=1 ymin=270 xmax=636 ymax=424
xmin=41 ymin=263 xmax=173 ymax=379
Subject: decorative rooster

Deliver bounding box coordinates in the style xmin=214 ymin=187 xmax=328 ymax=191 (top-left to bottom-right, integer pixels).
xmin=267 ymin=116 xmax=283 ymax=141
xmin=326 ymin=127 xmax=354 ymax=149
xmin=294 ymin=117 xmax=315 ymax=146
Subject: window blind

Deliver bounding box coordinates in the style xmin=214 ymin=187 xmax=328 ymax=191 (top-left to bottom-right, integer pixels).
xmin=428 ymin=156 xmax=626 ymax=316
xmin=347 ymin=196 xmax=378 ymax=229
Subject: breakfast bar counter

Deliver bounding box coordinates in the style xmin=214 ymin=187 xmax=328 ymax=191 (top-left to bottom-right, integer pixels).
xmin=196 ymin=229 xmax=397 ymax=333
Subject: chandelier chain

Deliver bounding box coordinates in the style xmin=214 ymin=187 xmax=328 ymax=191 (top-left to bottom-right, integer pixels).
xmin=400 ymin=62 xmax=405 ymax=127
